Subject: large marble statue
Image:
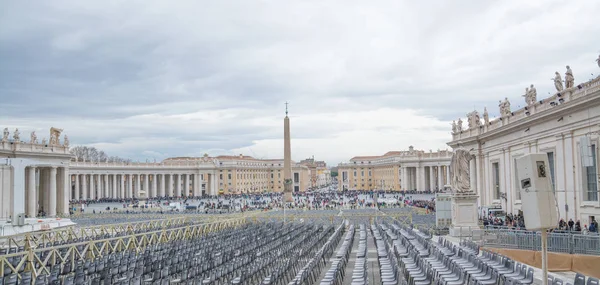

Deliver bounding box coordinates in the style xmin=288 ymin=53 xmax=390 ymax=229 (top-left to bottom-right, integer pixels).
xmin=2 ymin=128 xmax=8 ymax=142
xmin=483 ymin=107 xmax=489 ymax=125
xmin=525 ymin=84 xmax=537 ymax=106
xmin=42 ymin=138 xmax=47 ymax=145
xmin=499 ymin=97 xmax=511 ymax=117
xmin=553 ymin=71 xmax=563 ymax=92
xmin=565 ymin=65 xmax=574 ymax=89
xmin=466 ymin=111 xmax=481 ymax=129
xmin=49 ymin=127 xmax=63 ymax=146
xmin=451 ymin=120 xmax=457 ymax=133
xmin=597 ymin=54 xmax=600 ymax=68
xmin=30 ymin=131 xmax=38 ymax=144
xmin=13 ymin=128 xmax=20 ymax=142
xmin=450 ymin=148 xmax=473 ymax=193
xmin=63 ymin=135 xmax=70 ymax=147
xmin=457 ymin=118 xmax=463 ymax=132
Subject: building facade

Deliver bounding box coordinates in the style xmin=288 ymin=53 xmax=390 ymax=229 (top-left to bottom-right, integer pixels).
xmin=299 ymin=158 xmax=331 ymax=189
xmin=448 ymin=73 xmax=600 ymax=225
xmin=337 ymin=147 xmax=452 ymax=191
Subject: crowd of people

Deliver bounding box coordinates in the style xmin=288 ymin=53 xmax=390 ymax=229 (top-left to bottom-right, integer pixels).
xmin=557 ymin=218 xmax=598 ymax=234
xmin=67 ymin=190 xmax=438 ymax=214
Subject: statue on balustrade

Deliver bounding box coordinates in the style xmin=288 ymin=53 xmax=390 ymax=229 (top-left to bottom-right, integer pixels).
xmin=30 ymin=131 xmax=38 ymax=144
xmin=565 ymin=65 xmax=574 ymax=89
xmin=553 ymin=72 xmax=563 ymax=92
xmin=466 ymin=111 xmax=481 ymax=129
xmin=451 ymin=120 xmax=457 ymax=133
xmin=2 ymin=128 xmax=8 ymax=142
xmin=63 ymin=135 xmax=70 ymax=147
xmin=596 ymin=54 xmax=600 ymax=68
xmin=449 ymin=148 xmax=473 ymax=193
xmin=13 ymin=128 xmax=20 ymax=142
xmin=49 ymin=127 xmax=63 ymax=145
xmin=483 ymin=107 xmax=489 ymax=125
xmin=499 ymin=97 xmax=511 ymax=117
xmin=522 ymin=84 xmax=537 ymax=105
xmin=457 ymin=118 xmax=463 ymax=132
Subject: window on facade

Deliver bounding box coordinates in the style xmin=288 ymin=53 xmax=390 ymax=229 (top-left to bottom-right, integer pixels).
xmin=547 ymin=152 xmax=556 ymax=193
xmin=271 ymin=173 xmax=274 ymax=179
xmin=361 ymin=170 xmax=364 ymax=176
xmin=492 ymin=162 xmax=501 ymax=199
xmin=278 ymin=173 xmax=281 ymax=178
xmin=585 ymin=145 xmax=598 ymax=201
xmin=219 ymin=174 xmax=223 ymax=180
xmin=353 ymin=171 xmax=357 ymax=176
xmin=228 ymin=173 xmax=232 ymax=180
xmin=294 ymin=172 xmax=299 ymax=183
xmin=368 ymin=170 xmax=371 ymax=176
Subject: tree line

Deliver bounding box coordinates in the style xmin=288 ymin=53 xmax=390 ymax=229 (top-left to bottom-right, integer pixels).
xmin=69 ymin=145 xmax=132 ymax=163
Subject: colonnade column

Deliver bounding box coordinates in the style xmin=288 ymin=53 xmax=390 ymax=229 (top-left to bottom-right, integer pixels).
xmin=48 ymin=166 xmax=57 ymax=217
xmin=446 ymin=166 xmax=451 ymax=185
xmin=82 ymin=174 xmax=88 ymax=200
xmin=27 ymin=167 xmax=37 ymax=218
xmin=128 ymin=174 xmax=133 ymax=198
xmin=167 ymin=174 xmax=175 ymax=197
xmin=469 ymin=156 xmax=477 ymax=193
xmin=91 ymin=174 xmax=97 ymax=200
xmin=184 ymin=174 xmax=190 ymax=197
xmin=175 ymin=174 xmax=181 ymax=197
xmin=103 ymin=174 xmax=109 ymax=199
xmin=143 ymin=174 xmax=149 ymax=198
xmin=112 ymin=174 xmax=117 ymax=198
xmin=438 ymin=166 xmax=444 ymax=190
xmin=401 ymin=167 xmax=407 ymax=191
xmin=120 ymin=175 xmax=125 ymax=199
xmin=160 ymin=174 xmax=166 ymax=197
xmin=74 ymin=174 xmax=80 ymax=201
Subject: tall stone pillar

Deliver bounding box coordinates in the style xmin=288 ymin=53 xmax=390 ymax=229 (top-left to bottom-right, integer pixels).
xmin=144 ymin=174 xmax=149 ymax=198
xmin=446 ymin=166 xmax=451 ymax=185
xmin=48 ymin=166 xmax=57 ymax=217
xmin=120 ymin=175 xmax=125 ymax=198
xmin=160 ymin=174 xmax=166 ymax=197
xmin=90 ymin=174 xmax=96 ymax=200
xmin=184 ymin=174 xmax=190 ymax=197
xmin=104 ymin=174 xmax=109 ymax=199
xmin=283 ymin=107 xmax=293 ymax=202
xmin=438 ymin=166 xmax=444 ymax=190
xmin=168 ymin=174 xmax=174 ymax=197
xmin=212 ymin=171 xmax=218 ymax=195
xmin=415 ymin=167 xmax=422 ymax=191
xmin=175 ymin=174 xmax=181 ymax=197
xmin=112 ymin=174 xmax=117 ymax=198
xmin=82 ymin=174 xmax=88 ymax=200
xmin=60 ymin=167 xmax=70 ymax=216
xmin=469 ymin=156 xmax=477 ymax=193
xmin=429 ymin=167 xmax=436 ymax=191
xmin=128 ymin=174 xmax=133 ymax=198
xmin=74 ymin=174 xmax=80 ymax=201
xmin=27 ymin=166 xmax=37 ymax=218
xmin=151 ymin=174 xmax=157 ymax=198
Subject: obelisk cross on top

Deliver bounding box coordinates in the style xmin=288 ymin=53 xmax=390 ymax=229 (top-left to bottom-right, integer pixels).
xmin=285 ymin=101 xmax=289 ymax=116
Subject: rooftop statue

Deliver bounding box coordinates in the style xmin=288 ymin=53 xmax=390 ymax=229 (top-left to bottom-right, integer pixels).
xmin=450 ymin=148 xmax=473 ymax=193
xmin=2 ymin=128 xmax=8 ymax=142
xmin=553 ymin=71 xmax=563 ymax=92
xmin=49 ymin=127 xmax=63 ymax=146
xmin=457 ymin=118 xmax=463 ymax=132
xmin=499 ymin=97 xmax=511 ymax=117
xmin=30 ymin=131 xmax=38 ymax=144
xmin=451 ymin=120 xmax=457 ymax=133
xmin=597 ymin=54 xmax=600 ymax=68
xmin=483 ymin=107 xmax=489 ymax=125
xmin=13 ymin=128 xmax=20 ymax=142
xmin=63 ymin=135 xmax=70 ymax=147
xmin=565 ymin=65 xmax=574 ymax=89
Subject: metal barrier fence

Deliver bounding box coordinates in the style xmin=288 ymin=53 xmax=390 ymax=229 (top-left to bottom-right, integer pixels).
xmin=482 ymin=229 xmax=600 ymax=255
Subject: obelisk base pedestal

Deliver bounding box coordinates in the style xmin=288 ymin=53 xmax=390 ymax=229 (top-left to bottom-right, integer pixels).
xmin=449 ymin=193 xmax=479 ymax=237
xmin=283 ymin=191 xmax=293 ymax=202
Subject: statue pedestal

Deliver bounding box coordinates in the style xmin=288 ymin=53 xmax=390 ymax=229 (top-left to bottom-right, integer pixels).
xmin=450 ymin=193 xmax=479 ymax=237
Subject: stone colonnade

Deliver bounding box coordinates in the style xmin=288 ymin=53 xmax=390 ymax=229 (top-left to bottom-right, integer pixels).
xmin=70 ymin=172 xmax=219 ymax=201
xmin=401 ymin=165 xmax=450 ymax=191
xmin=24 ymin=166 xmax=70 ymax=218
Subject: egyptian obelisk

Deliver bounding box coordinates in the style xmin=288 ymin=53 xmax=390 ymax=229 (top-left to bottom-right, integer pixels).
xmin=283 ymin=102 xmax=294 ymax=202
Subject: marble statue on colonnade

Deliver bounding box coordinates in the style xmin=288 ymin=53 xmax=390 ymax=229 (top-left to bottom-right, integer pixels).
xmin=63 ymin=135 xmax=70 ymax=147
xmin=451 ymin=120 xmax=457 ymax=133
xmin=483 ymin=107 xmax=489 ymax=125
xmin=597 ymin=54 xmax=600 ymax=68
xmin=553 ymin=71 xmax=564 ymax=92
xmin=49 ymin=127 xmax=63 ymax=146
xmin=466 ymin=110 xmax=481 ymax=129
xmin=30 ymin=131 xmax=38 ymax=144
xmin=2 ymin=128 xmax=8 ymax=142
xmin=457 ymin=118 xmax=463 ymax=132
xmin=449 ymin=148 xmax=473 ymax=193
xmin=13 ymin=128 xmax=20 ymax=142
xmin=499 ymin=97 xmax=511 ymax=117
xmin=565 ymin=65 xmax=575 ymax=89
xmin=522 ymin=84 xmax=537 ymax=106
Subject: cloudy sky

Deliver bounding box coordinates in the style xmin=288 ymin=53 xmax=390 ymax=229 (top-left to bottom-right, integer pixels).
xmin=1 ymin=0 xmax=599 ymax=165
